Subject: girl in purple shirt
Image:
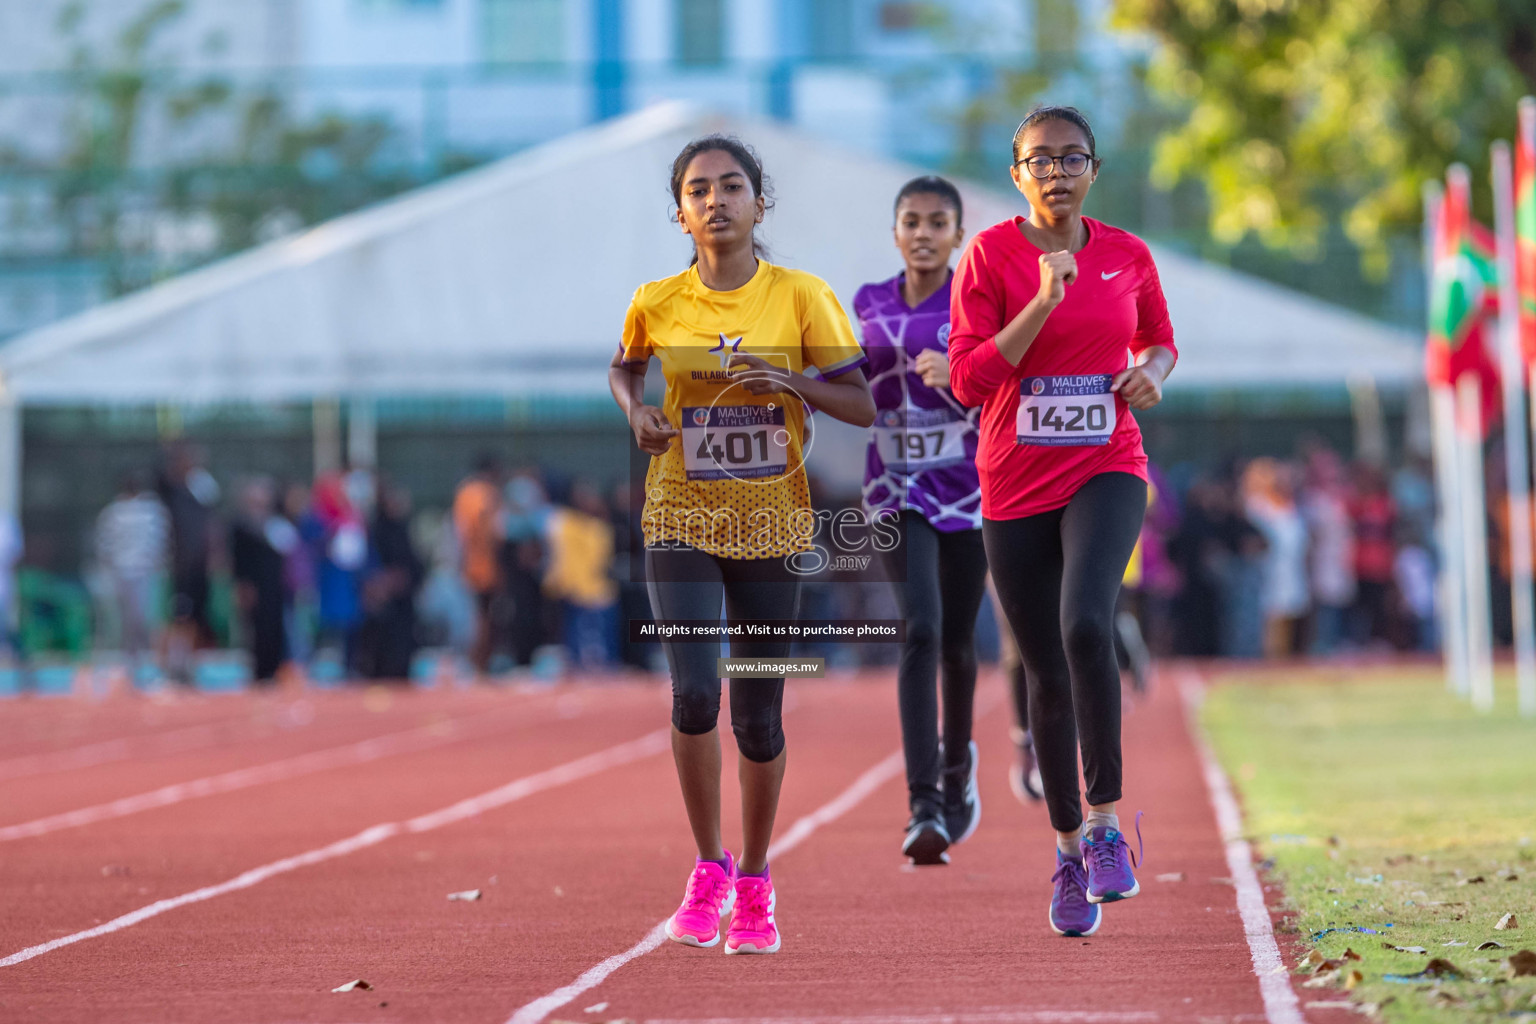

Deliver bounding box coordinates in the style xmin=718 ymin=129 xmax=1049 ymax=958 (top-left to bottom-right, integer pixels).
xmin=855 ymin=177 xmax=990 ymax=864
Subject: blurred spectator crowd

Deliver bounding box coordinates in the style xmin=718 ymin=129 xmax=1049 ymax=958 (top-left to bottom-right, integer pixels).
xmin=1142 ymin=441 xmax=1439 ymax=659
xmin=9 ymin=435 xmax=1471 ymax=684
xmin=76 ymin=443 xmax=653 ymax=686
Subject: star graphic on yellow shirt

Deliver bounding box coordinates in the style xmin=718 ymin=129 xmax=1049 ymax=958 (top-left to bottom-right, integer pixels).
xmin=710 ymin=333 xmax=744 ymax=370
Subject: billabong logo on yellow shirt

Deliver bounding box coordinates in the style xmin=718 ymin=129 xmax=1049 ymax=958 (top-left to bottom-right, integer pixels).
xmin=710 ymin=333 xmax=744 ymax=369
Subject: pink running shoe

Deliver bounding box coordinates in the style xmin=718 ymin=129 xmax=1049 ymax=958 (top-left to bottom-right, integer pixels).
xmin=724 ymin=871 xmax=779 ymax=954
xmin=665 ymin=852 xmax=737 ymax=948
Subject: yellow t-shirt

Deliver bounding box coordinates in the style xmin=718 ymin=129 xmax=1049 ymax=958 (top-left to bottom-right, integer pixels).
xmin=620 ymin=261 xmax=866 ymax=560
xmin=543 ymin=508 xmax=618 ymax=608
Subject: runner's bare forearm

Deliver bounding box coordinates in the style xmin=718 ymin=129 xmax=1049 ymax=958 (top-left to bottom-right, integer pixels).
xmin=608 ymin=354 xmax=647 ymax=419
xmin=790 ymin=370 xmax=876 ymax=427
xmin=992 ymin=296 xmax=1060 ymax=366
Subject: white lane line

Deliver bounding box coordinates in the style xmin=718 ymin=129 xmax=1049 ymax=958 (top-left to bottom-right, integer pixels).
xmin=1180 ymin=673 xmax=1307 ymax=1024
xmin=639 ymin=1013 xmax=1162 ymax=1024
xmin=0 ymin=721 xmax=230 ymax=783
xmin=1 ymin=710 xmax=525 ymax=842
xmin=0 ymin=728 xmax=670 ymax=968
xmin=505 ymin=748 xmax=906 ymax=1024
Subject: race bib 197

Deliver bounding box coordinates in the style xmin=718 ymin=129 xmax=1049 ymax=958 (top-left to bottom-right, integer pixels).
xmin=1016 ymin=374 xmax=1116 ymax=447
xmin=681 ymin=405 xmax=789 ymax=480
xmin=873 ymin=406 xmax=969 ymax=472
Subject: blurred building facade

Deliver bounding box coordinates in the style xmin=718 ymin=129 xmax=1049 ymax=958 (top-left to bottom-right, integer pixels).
xmin=0 ymin=0 xmax=1148 ymax=341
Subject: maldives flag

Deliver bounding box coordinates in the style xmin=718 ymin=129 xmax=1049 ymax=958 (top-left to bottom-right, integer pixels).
xmin=1518 ymin=97 xmax=1536 ymax=366
xmin=1426 ymin=165 xmax=1501 ymax=419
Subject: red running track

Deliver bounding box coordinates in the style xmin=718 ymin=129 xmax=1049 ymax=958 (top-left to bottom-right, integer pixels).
xmin=0 ymin=670 xmax=1346 ymax=1023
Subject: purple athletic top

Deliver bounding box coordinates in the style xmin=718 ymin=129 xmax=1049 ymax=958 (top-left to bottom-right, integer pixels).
xmin=854 ymin=272 xmax=982 ymax=532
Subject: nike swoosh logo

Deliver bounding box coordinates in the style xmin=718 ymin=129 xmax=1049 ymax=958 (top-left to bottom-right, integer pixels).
xmin=1101 ymin=269 xmax=1124 ymax=280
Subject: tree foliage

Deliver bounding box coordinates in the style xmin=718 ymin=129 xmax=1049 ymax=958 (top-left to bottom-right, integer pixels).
xmin=1112 ymin=0 xmax=1536 ymax=272
xmin=3 ymin=1 xmax=446 ymax=300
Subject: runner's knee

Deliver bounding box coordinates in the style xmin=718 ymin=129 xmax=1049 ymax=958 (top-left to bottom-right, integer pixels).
xmin=672 ymin=684 xmax=722 ymax=735
xmin=731 ymin=706 xmax=784 ymax=763
xmin=905 ymin=616 xmax=939 ymax=657
xmin=1063 ymin=611 xmax=1114 ymax=669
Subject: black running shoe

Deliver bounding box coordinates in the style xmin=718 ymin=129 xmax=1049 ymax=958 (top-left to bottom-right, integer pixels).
xmin=902 ymin=805 xmax=951 ymax=865
xmin=941 ymin=740 xmax=982 ymax=843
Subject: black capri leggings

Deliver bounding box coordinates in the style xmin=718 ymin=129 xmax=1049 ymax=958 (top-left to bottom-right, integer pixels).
xmin=644 ymin=545 xmax=802 ymax=763
xmin=983 ymin=472 xmax=1147 ymax=834
xmin=879 ymin=511 xmax=989 ymax=812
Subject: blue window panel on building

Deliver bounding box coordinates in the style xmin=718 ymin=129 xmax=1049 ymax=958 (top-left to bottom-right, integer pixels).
xmin=592 ymin=0 xmax=625 ymax=121
xmin=676 ymin=0 xmax=725 ymax=67
xmin=484 ymin=0 xmax=565 ymax=63
xmin=354 ymin=0 xmax=445 ymax=12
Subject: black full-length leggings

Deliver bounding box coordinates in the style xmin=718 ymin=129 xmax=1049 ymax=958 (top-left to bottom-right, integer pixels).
xmin=983 ymin=472 xmax=1147 ymax=834
xmin=879 ymin=511 xmax=990 ymax=812
xmin=644 ymin=545 xmax=801 ymax=763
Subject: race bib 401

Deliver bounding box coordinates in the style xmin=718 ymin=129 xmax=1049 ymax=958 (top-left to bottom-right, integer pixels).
xmin=681 ymin=405 xmax=790 ymax=480
xmin=1016 ymin=374 xmax=1116 ymax=447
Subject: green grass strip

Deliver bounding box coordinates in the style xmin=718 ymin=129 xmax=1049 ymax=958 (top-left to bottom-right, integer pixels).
xmin=1201 ymin=667 xmax=1536 ymax=1022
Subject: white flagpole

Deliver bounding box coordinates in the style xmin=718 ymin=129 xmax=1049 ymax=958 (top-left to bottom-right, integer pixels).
xmin=1456 ymin=370 xmax=1497 ymax=712
xmin=1493 ymin=141 xmax=1536 ymax=711
xmin=1521 ymin=95 xmax=1536 ymax=718
xmin=1426 ymin=181 xmax=1471 ymax=698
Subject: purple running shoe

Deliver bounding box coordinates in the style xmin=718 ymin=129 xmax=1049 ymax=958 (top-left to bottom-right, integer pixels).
xmin=1083 ymin=813 xmax=1145 ymax=904
xmin=1049 ymin=852 xmax=1101 ymax=937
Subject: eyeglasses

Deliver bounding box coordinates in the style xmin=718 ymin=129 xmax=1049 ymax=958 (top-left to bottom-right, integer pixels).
xmin=1014 ymin=153 xmax=1092 ymax=179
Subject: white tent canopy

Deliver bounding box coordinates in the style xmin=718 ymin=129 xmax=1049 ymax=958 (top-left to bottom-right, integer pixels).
xmin=0 ymin=101 xmax=1419 ymax=404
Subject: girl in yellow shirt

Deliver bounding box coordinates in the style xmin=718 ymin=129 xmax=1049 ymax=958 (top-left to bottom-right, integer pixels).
xmin=608 ymin=136 xmax=874 ymax=955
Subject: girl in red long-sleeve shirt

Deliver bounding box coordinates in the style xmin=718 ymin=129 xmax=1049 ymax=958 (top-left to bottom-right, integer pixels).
xmin=948 ymin=106 xmax=1177 ymax=938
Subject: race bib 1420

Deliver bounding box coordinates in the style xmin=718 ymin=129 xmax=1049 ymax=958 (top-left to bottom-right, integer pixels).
xmin=681 ymin=405 xmax=790 ymax=480
xmin=1015 ymin=374 xmax=1116 ymax=447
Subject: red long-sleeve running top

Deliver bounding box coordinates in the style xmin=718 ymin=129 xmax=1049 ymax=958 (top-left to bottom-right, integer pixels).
xmin=948 ymin=216 xmax=1176 ymax=520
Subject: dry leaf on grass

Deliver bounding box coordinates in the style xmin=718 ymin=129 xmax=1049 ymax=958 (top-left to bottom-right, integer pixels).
xmin=1458 ymin=876 xmax=1486 ymax=886
xmin=1302 ymin=950 xmax=1330 ymax=970
xmin=1383 ymin=958 xmax=1465 ymax=983
xmin=1343 ymin=970 xmax=1364 ymax=990
xmin=1506 ymin=950 xmax=1536 ymax=978
xmin=1478 ymin=940 xmax=1508 ymax=951
xmin=1443 ymin=940 xmax=1468 ymax=947
xmin=1342 ymin=948 xmax=1363 ymax=961
xmin=447 ymin=889 xmax=481 ymax=901
xmin=1496 ymin=913 xmax=1520 ymax=930
xmin=332 ymin=980 xmax=372 ymax=993
xmin=1422 ymin=959 xmax=1464 ymax=978
xmin=1383 ymin=944 xmax=1428 ymax=954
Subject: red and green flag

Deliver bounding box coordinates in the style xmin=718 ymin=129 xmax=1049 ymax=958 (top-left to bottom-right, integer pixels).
xmin=1517 ymin=96 xmax=1536 ymax=366
xmin=1426 ymin=165 xmax=1501 ymax=405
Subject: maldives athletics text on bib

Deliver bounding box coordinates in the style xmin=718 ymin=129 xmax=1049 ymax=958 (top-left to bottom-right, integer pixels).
xmin=872 ymin=406 xmax=969 ymax=473
xmin=1015 ymin=374 xmax=1117 ymax=447
xmin=681 ymin=404 xmax=790 ymax=481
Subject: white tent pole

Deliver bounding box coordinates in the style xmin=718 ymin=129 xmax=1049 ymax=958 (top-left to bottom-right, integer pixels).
xmin=1493 ymin=140 xmax=1536 ymax=711
xmin=347 ymin=397 xmax=377 ymax=470
xmin=1456 ymin=372 xmax=1496 ymax=711
xmin=313 ymin=398 xmax=341 ymax=477
xmin=0 ymin=379 xmax=18 ymax=528
xmin=1432 ymin=384 xmax=1471 ymax=697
